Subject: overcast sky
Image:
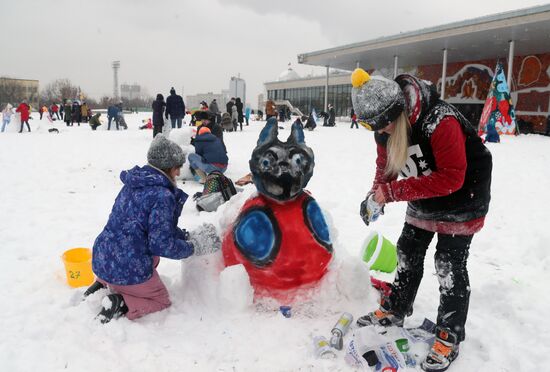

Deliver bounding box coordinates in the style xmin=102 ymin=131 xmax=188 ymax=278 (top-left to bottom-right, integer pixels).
xmin=1 ymin=0 xmax=548 ymax=107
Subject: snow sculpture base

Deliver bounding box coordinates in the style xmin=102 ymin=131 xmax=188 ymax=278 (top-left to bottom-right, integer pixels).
xmin=180 ymin=252 xmax=254 ymax=312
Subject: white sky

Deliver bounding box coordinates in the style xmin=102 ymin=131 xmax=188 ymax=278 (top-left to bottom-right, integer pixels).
xmin=1 ymin=0 xmax=548 ymax=107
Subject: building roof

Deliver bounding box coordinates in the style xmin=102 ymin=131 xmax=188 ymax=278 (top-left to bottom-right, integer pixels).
xmin=265 ymin=71 xmax=351 ymax=89
xmin=298 ymin=4 xmax=550 ymax=71
xmin=278 ymin=67 xmax=301 ymax=81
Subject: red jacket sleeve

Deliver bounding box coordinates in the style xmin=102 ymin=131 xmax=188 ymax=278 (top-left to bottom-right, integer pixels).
xmin=380 ymin=116 xmax=467 ymax=203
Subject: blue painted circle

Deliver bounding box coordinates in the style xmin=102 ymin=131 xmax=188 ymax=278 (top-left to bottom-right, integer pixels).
xmin=235 ymin=209 xmax=276 ymax=265
xmin=305 ymin=199 xmax=331 ymax=245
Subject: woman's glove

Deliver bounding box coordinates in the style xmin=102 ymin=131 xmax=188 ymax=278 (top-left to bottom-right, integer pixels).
xmin=360 ymin=193 xmax=384 ymax=226
xmin=187 ymin=223 xmax=222 ymax=256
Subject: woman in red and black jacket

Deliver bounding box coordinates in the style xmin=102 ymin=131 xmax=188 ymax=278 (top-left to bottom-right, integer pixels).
xmin=350 ymin=68 xmax=492 ymax=372
xmin=16 ymin=100 xmax=31 ymax=133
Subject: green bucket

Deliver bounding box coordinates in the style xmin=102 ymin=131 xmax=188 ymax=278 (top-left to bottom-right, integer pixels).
xmin=360 ymin=232 xmax=397 ymax=273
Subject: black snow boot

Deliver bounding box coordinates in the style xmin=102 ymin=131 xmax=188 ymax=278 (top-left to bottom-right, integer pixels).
xmin=83 ymin=280 xmax=106 ymax=298
xmin=96 ymin=294 xmax=128 ymax=324
xmin=421 ymin=326 xmax=460 ymax=372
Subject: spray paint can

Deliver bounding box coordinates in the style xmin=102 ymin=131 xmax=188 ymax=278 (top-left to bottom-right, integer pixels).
xmin=313 ymin=336 xmax=337 ymax=359
xmin=329 ymin=312 xmax=354 ymax=350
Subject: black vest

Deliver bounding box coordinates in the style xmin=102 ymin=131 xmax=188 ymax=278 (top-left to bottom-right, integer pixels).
xmin=377 ymin=101 xmax=492 ymax=223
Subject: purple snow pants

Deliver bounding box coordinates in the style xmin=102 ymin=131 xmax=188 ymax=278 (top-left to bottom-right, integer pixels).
xmin=97 ymin=256 xmax=171 ymax=320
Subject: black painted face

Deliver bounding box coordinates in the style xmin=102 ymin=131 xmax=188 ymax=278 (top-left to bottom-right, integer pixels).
xmin=249 ymin=118 xmax=314 ymax=201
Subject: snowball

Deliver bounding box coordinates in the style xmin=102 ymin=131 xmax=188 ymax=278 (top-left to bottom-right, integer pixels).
xmin=218 ymin=264 xmax=254 ymax=312
xmin=335 ymin=256 xmax=372 ymax=301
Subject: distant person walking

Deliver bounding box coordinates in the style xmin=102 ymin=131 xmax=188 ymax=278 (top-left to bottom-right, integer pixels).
xmin=63 ymin=100 xmax=72 ymax=126
xmin=71 ymin=101 xmax=81 ymax=126
xmin=152 ymin=94 xmax=166 ymax=138
xmin=16 ymin=100 xmax=31 ymax=133
xmin=231 ymin=105 xmax=238 ymax=132
xmin=165 ymin=87 xmax=185 ymax=129
xmin=51 ymin=103 xmax=60 ymax=120
xmin=350 ymin=108 xmax=358 ymax=128
xmin=265 ymin=99 xmax=276 ymax=120
xmin=226 ymin=97 xmax=235 ymax=116
xmin=107 ymin=103 xmax=122 ymax=130
xmin=81 ymin=102 xmax=90 ymax=123
xmin=245 ymin=106 xmax=251 ymax=126
xmin=235 ymin=97 xmax=244 ymax=131
xmin=328 ymin=104 xmax=336 ymax=126
xmin=210 ymin=99 xmax=221 ymax=124
xmin=2 ymin=103 xmax=13 ymax=132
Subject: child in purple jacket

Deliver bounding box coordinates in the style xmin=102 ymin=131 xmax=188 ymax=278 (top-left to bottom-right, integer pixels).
xmin=85 ymin=134 xmax=195 ymax=323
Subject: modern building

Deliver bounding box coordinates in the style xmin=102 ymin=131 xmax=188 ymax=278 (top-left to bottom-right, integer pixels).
xmin=257 ymin=93 xmax=265 ymax=113
xmin=186 ymin=92 xmax=227 ymax=111
xmin=264 ymin=66 xmax=352 ymax=117
xmin=120 ymin=84 xmax=141 ymax=101
xmin=0 ymin=77 xmax=39 ymax=109
xmin=267 ymin=4 xmax=550 ymax=133
xmin=229 ymin=76 xmax=246 ymax=105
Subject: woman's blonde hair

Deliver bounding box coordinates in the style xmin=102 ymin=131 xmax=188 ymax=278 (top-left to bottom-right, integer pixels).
xmin=385 ymin=111 xmax=411 ymax=177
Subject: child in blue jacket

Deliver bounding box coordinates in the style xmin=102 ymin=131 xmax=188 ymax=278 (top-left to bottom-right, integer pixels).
xmin=86 ymin=134 xmax=195 ymax=323
xmin=188 ymin=127 xmax=229 ymax=182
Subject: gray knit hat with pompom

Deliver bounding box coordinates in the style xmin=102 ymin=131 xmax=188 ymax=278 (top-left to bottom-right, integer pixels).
xmin=351 ymin=68 xmax=405 ymax=131
xmin=147 ymin=134 xmax=185 ymax=169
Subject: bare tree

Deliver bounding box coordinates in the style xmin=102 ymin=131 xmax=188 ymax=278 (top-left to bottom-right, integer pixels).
xmin=98 ymin=96 xmax=113 ymax=108
xmin=40 ymin=79 xmax=80 ymax=104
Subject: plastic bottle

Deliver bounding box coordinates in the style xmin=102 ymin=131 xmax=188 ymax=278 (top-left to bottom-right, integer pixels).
xmin=395 ymin=338 xmax=416 ymax=367
xmin=313 ymin=336 xmax=337 ymax=359
xmin=329 ymin=312 xmax=354 ymax=350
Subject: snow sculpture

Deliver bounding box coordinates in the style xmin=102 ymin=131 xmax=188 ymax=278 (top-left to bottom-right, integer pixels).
xmin=222 ymin=118 xmax=333 ymax=296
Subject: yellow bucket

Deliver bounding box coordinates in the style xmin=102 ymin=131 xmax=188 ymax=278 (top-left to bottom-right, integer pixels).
xmin=61 ymin=248 xmax=95 ymax=287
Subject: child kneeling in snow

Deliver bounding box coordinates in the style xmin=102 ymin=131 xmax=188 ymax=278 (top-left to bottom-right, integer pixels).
xmin=85 ymin=134 xmax=195 ymax=323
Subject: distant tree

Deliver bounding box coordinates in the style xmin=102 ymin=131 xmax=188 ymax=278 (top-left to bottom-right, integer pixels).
xmin=84 ymin=97 xmax=99 ymax=109
xmin=40 ymin=79 xmax=80 ymax=105
xmin=99 ymin=96 xmax=113 ymax=108
xmin=114 ymin=95 xmax=154 ymax=112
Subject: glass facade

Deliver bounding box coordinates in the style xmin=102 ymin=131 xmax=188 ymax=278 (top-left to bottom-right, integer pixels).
xmin=267 ymin=84 xmax=352 ymax=117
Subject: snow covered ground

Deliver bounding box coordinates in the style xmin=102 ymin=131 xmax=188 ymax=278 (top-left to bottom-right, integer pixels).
xmin=0 ymin=113 xmax=549 ymax=371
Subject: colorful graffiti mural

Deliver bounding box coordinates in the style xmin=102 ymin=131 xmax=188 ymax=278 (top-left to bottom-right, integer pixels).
xmin=416 ymin=52 xmax=550 ymax=133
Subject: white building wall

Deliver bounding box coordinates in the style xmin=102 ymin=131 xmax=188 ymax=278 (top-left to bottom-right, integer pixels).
xmin=229 ymin=77 xmax=246 ymax=105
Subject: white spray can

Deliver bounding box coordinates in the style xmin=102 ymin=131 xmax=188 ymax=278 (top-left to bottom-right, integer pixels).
xmin=329 ymin=312 xmax=354 ymax=350
xmin=313 ymin=336 xmax=337 ymax=359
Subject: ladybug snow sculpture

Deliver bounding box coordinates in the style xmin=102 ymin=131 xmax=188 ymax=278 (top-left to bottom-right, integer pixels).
xmin=222 ymin=118 xmax=333 ymax=296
